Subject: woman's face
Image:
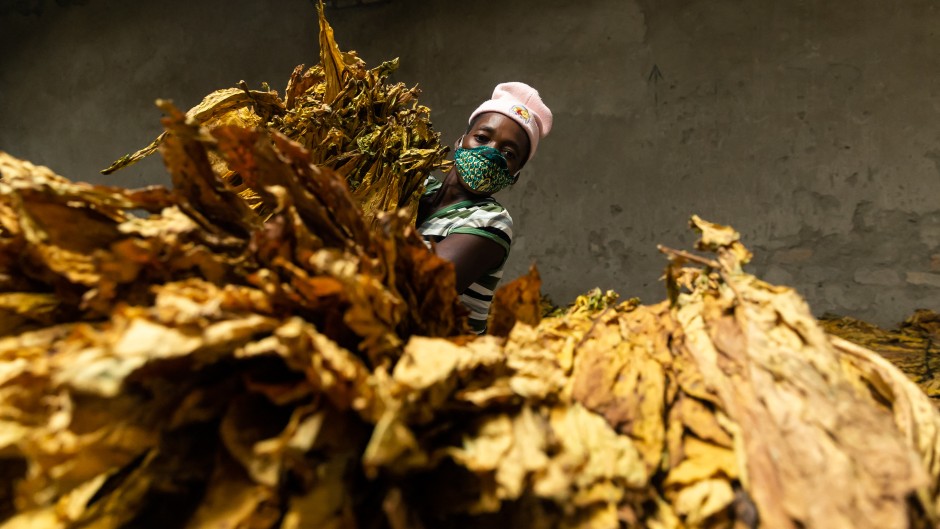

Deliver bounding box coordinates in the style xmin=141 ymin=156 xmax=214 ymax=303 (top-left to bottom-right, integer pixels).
xmin=460 ymin=112 xmax=530 ymax=176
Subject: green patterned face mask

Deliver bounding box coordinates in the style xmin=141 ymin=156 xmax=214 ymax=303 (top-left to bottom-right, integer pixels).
xmin=454 ymin=146 xmax=518 ymax=194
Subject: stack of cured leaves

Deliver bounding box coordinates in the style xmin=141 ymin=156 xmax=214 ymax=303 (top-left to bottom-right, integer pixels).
xmin=3 ymin=153 xmax=940 ymax=529
xmin=821 ymin=309 xmax=940 ymax=403
xmin=3 ymin=5 xmax=940 ymax=529
xmin=0 ymin=104 xmax=468 ymax=528
xmin=102 ymin=2 xmax=448 ymax=228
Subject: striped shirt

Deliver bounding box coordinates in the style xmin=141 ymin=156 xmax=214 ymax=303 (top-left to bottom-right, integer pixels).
xmin=417 ymin=178 xmax=513 ymax=334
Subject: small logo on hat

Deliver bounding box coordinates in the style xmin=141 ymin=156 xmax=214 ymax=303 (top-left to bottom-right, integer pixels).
xmin=510 ymin=104 xmax=531 ymax=124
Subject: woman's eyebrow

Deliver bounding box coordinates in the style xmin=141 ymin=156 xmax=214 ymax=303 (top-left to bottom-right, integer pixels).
xmin=473 ymin=125 xmax=521 ymax=150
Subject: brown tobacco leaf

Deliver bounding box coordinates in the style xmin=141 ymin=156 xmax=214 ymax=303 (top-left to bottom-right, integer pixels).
xmin=487 ymin=264 xmax=542 ymax=337
xmin=381 ymin=212 xmax=471 ymax=339
xmin=317 ymin=0 xmax=347 ymax=105
xmin=157 ymin=100 xmax=264 ymax=239
xmin=832 ymin=335 xmax=940 ymax=518
xmin=666 ymin=228 xmax=931 ymax=529
xmin=212 ymin=125 xmax=370 ymax=247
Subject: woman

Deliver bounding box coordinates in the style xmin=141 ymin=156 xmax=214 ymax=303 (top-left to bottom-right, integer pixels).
xmin=416 ymin=82 xmax=553 ymax=333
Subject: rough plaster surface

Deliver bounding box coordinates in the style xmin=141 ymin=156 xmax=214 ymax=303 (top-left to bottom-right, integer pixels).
xmin=2 ymin=0 xmax=939 ymax=326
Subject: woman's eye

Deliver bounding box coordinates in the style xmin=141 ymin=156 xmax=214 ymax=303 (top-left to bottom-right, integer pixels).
xmin=473 ymin=134 xmax=488 ymax=143
xmin=503 ymin=150 xmax=516 ymax=160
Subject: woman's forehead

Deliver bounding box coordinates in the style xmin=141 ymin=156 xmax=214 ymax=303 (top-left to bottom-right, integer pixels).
xmin=471 ymin=113 xmax=529 ymax=146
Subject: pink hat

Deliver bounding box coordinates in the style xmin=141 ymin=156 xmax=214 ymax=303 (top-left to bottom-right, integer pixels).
xmin=468 ymin=82 xmax=553 ymax=163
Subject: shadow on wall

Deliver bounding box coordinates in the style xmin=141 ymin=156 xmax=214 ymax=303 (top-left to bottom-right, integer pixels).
xmin=323 ymin=0 xmax=391 ymax=8
xmin=0 ymin=0 xmax=398 ymax=17
xmin=0 ymin=0 xmax=89 ymax=17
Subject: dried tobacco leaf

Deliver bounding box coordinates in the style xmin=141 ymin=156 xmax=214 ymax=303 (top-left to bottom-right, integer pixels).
xmin=822 ymin=310 xmax=940 ymax=401
xmin=102 ymin=2 xmax=449 ymax=228
xmin=662 ymin=227 xmax=934 ymax=529
xmin=487 ymin=264 xmax=542 ymax=338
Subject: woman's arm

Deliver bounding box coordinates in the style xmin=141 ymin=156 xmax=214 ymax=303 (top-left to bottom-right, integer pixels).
xmin=432 ymin=233 xmax=507 ymax=293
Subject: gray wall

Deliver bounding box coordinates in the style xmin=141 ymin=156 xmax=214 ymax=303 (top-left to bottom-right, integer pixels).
xmin=2 ymin=0 xmax=939 ymax=326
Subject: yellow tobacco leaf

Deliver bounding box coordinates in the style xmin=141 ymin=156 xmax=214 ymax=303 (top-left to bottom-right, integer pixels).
xmin=0 ymin=508 xmax=65 ymax=529
xmin=0 ymin=152 xmax=69 ymax=184
xmin=569 ymin=308 xmax=668 ymax=475
xmin=496 ymin=407 xmax=551 ymax=501
xmin=689 ymin=214 xmax=752 ymax=268
xmin=281 ymin=456 xmax=358 ymax=529
xmin=0 ymin=293 xmax=58 ymax=325
xmin=545 ymin=404 xmax=648 ymax=498
xmin=183 ymin=457 xmax=280 ymax=529
xmin=99 ymin=133 xmax=165 ymax=175
xmin=11 ymin=389 xmax=161 ymax=508
xmin=822 ymin=312 xmax=940 ymax=392
xmin=392 ymin=336 xmax=461 ymax=400
xmin=187 ymin=87 xmax=282 ymax=125
xmin=52 ymin=312 xmax=278 ymax=397
xmin=672 ymin=478 xmax=735 ymax=527
xmin=664 ymin=437 xmax=737 ymax=487
xmin=672 ymin=396 xmax=734 ymax=449
xmin=503 ymin=324 xmax=568 ymax=402
xmin=361 ymin=409 xmax=428 ymax=477
xmin=446 ymin=413 xmax=513 ymax=473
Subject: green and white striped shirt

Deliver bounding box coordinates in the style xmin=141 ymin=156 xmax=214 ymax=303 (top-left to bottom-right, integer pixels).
xmin=417 ymin=178 xmax=513 ymax=334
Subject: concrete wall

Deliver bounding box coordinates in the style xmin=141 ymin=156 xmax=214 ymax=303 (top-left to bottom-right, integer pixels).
xmin=2 ymin=0 xmax=939 ymax=326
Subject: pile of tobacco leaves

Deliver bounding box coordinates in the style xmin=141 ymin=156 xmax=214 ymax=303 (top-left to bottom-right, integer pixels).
xmin=821 ymin=309 xmax=940 ymax=404
xmin=3 ymin=5 xmax=940 ymax=529
xmin=102 ymin=1 xmax=448 ymax=229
